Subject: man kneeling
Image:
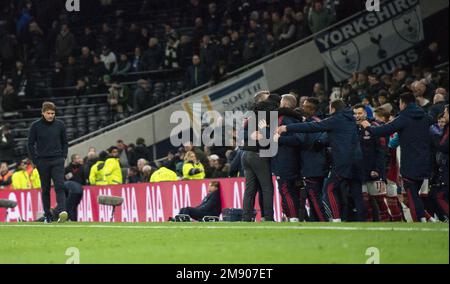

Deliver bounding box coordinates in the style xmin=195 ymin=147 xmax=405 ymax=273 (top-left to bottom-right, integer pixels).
xmin=179 ymin=181 xmax=221 ymax=221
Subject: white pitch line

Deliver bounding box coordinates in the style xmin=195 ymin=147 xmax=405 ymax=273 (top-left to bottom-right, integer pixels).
xmin=0 ymin=224 xmax=448 ymax=232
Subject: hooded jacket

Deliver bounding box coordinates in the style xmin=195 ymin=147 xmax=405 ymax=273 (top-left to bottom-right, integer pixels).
xmin=286 ymin=109 xmax=362 ymax=179
xmin=366 ymin=104 xmax=432 ymax=180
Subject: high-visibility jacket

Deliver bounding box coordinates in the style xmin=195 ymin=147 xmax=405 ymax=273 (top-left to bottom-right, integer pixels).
xmin=11 ymin=170 xmax=32 ymax=190
xmin=0 ymin=170 xmax=13 ymax=186
xmin=182 ymin=162 xmax=205 ymax=180
xmin=30 ymin=168 xmax=41 ymax=189
xmin=150 ymin=167 xmax=179 ymax=182
xmin=89 ymin=161 xmax=107 ymax=186
xmin=104 ymin=158 xmax=123 ymax=185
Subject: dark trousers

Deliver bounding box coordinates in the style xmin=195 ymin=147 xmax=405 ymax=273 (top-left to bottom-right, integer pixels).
xmin=67 ymin=192 xmax=83 ymax=221
xmin=180 ymin=207 xmax=211 ymax=221
xmin=36 ymin=158 xmax=66 ymax=217
xmin=324 ymin=171 xmax=366 ymax=221
xmin=305 ymin=177 xmax=327 ymax=222
xmin=430 ymin=185 xmax=449 ymax=220
xmin=242 ymin=151 xmax=274 ymax=221
xmin=277 ymin=178 xmax=300 ymax=219
xmin=403 ymin=177 xmax=426 ymax=221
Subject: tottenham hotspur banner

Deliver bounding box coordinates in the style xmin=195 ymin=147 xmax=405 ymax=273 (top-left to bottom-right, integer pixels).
xmin=315 ymin=0 xmax=424 ymax=82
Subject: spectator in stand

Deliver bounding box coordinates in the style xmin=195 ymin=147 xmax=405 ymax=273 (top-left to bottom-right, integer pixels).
xmin=116 ymin=140 xmax=130 ymax=169
xmin=1 ymin=80 xmax=19 ymax=112
xmin=11 ymin=160 xmax=32 ymax=190
xmin=0 ymin=124 xmax=15 ymax=164
xmin=127 ymin=167 xmax=141 ymax=184
xmin=179 ymin=35 xmax=194 ymax=69
xmin=185 ymin=55 xmax=210 ymax=90
xmin=278 ymin=14 xmax=297 ymax=48
xmin=164 ymin=35 xmax=181 ymax=69
xmin=0 ymin=162 xmax=13 ymax=188
xmin=79 ymin=26 xmax=97 ymax=52
xmin=243 ymin=30 xmax=264 ymax=65
xmin=108 ymin=82 xmax=130 ymax=122
xmin=183 ymin=151 xmax=206 ymax=180
xmin=79 ymin=47 xmax=93 ymax=76
xmin=137 ymin=158 xmax=149 ymax=181
xmin=367 ymin=74 xmax=384 ymax=98
xmin=200 ymin=35 xmax=218 ymax=70
xmin=419 ymin=42 xmax=441 ymax=69
xmin=64 ymin=56 xmax=78 ymax=87
xmin=84 ymin=151 xmax=98 ymax=183
xmin=114 ymin=53 xmax=131 ymax=76
xmin=64 ymin=154 xmax=85 ymax=185
xmin=130 ymin=47 xmax=144 ymax=73
xmin=308 ymin=0 xmax=334 ymax=34
xmin=415 ymin=90 xmax=432 ymax=112
xmin=135 ymin=138 xmax=152 ymax=161
xmin=377 ymin=90 xmax=394 ymax=113
xmin=142 ymin=37 xmax=163 ymax=71
xmin=429 ymin=93 xmax=448 ymax=123
xmin=132 ymin=79 xmax=153 ymax=113
xmin=229 ymin=31 xmax=243 ymax=70
xmin=55 ymin=23 xmax=76 ymax=62
xmin=100 ymin=46 xmax=117 ymax=74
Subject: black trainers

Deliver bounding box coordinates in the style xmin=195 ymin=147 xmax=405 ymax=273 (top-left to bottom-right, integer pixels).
xmin=44 ymin=216 xmax=52 ymax=224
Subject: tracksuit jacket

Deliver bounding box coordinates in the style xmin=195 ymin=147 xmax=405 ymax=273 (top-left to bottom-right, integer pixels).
xmin=286 ymin=109 xmax=363 ymax=180
xmin=366 ymin=104 xmax=432 ymax=180
xmin=272 ymin=108 xmax=303 ymax=179
xmin=357 ymin=121 xmax=386 ymax=182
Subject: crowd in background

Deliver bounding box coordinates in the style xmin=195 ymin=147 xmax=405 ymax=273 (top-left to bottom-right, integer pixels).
xmin=2 ymin=59 xmax=448 ymax=223
xmin=1 ymin=0 xmax=365 ymax=115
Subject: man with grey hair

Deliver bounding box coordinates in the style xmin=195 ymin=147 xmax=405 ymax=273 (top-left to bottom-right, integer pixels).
xmin=429 ymin=92 xmax=448 ymax=122
xmin=271 ymin=94 xmax=304 ymax=221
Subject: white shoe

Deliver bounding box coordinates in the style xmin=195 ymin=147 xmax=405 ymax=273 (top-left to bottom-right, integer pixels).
xmin=332 ymin=219 xmax=342 ymax=223
xmin=58 ymin=211 xmax=68 ymax=223
xmin=289 ymin=218 xmax=299 ymax=222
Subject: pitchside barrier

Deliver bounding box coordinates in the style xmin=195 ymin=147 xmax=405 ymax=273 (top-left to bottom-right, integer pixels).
xmin=0 ymin=178 xmax=285 ymax=223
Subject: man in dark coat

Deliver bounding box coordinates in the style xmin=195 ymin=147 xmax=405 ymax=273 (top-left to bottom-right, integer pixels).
xmin=271 ymin=94 xmax=303 ymax=221
xmin=278 ymin=99 xmax=366 ymax=222
xmin=0 ymin=124 xmax=15 ymax=164
xmin=281 ymin=97 xmax=329 ymax=222
xmin=354 ymin=104 xmax=389 ymax=221
xmin=361 ymin=93 xmax=432 ymax=222
xmin=178 ymin=181 xmax=222 ymax=221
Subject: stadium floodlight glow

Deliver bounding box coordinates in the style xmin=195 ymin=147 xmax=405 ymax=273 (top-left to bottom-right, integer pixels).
xmin=0 ymin=199 xmax=18 ymax=222
xmin=97 ymin=195 xmax=124 ymax=222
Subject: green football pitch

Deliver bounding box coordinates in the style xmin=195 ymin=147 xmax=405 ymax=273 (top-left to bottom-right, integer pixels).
xmin=0 ymin=222 xmax=448 ymax=264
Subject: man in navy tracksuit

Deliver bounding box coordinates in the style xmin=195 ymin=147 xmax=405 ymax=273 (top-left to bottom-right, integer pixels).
xmin=362 ymin=93 xmax=432 ymax=222
xmin=298 ymin=98 xmax=329 ymax=221
xmin=278 ymin=100 xmax=366 ymax=222
xmin=28 ymin=102 xmax=68 ymax=223
xmin=271 ymin=94 xmax=303 ymax=221
xmin=430 ymin=105 xmax=448 ymax=220
xmin=354 ymin=104 xmax=389 ymax=221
